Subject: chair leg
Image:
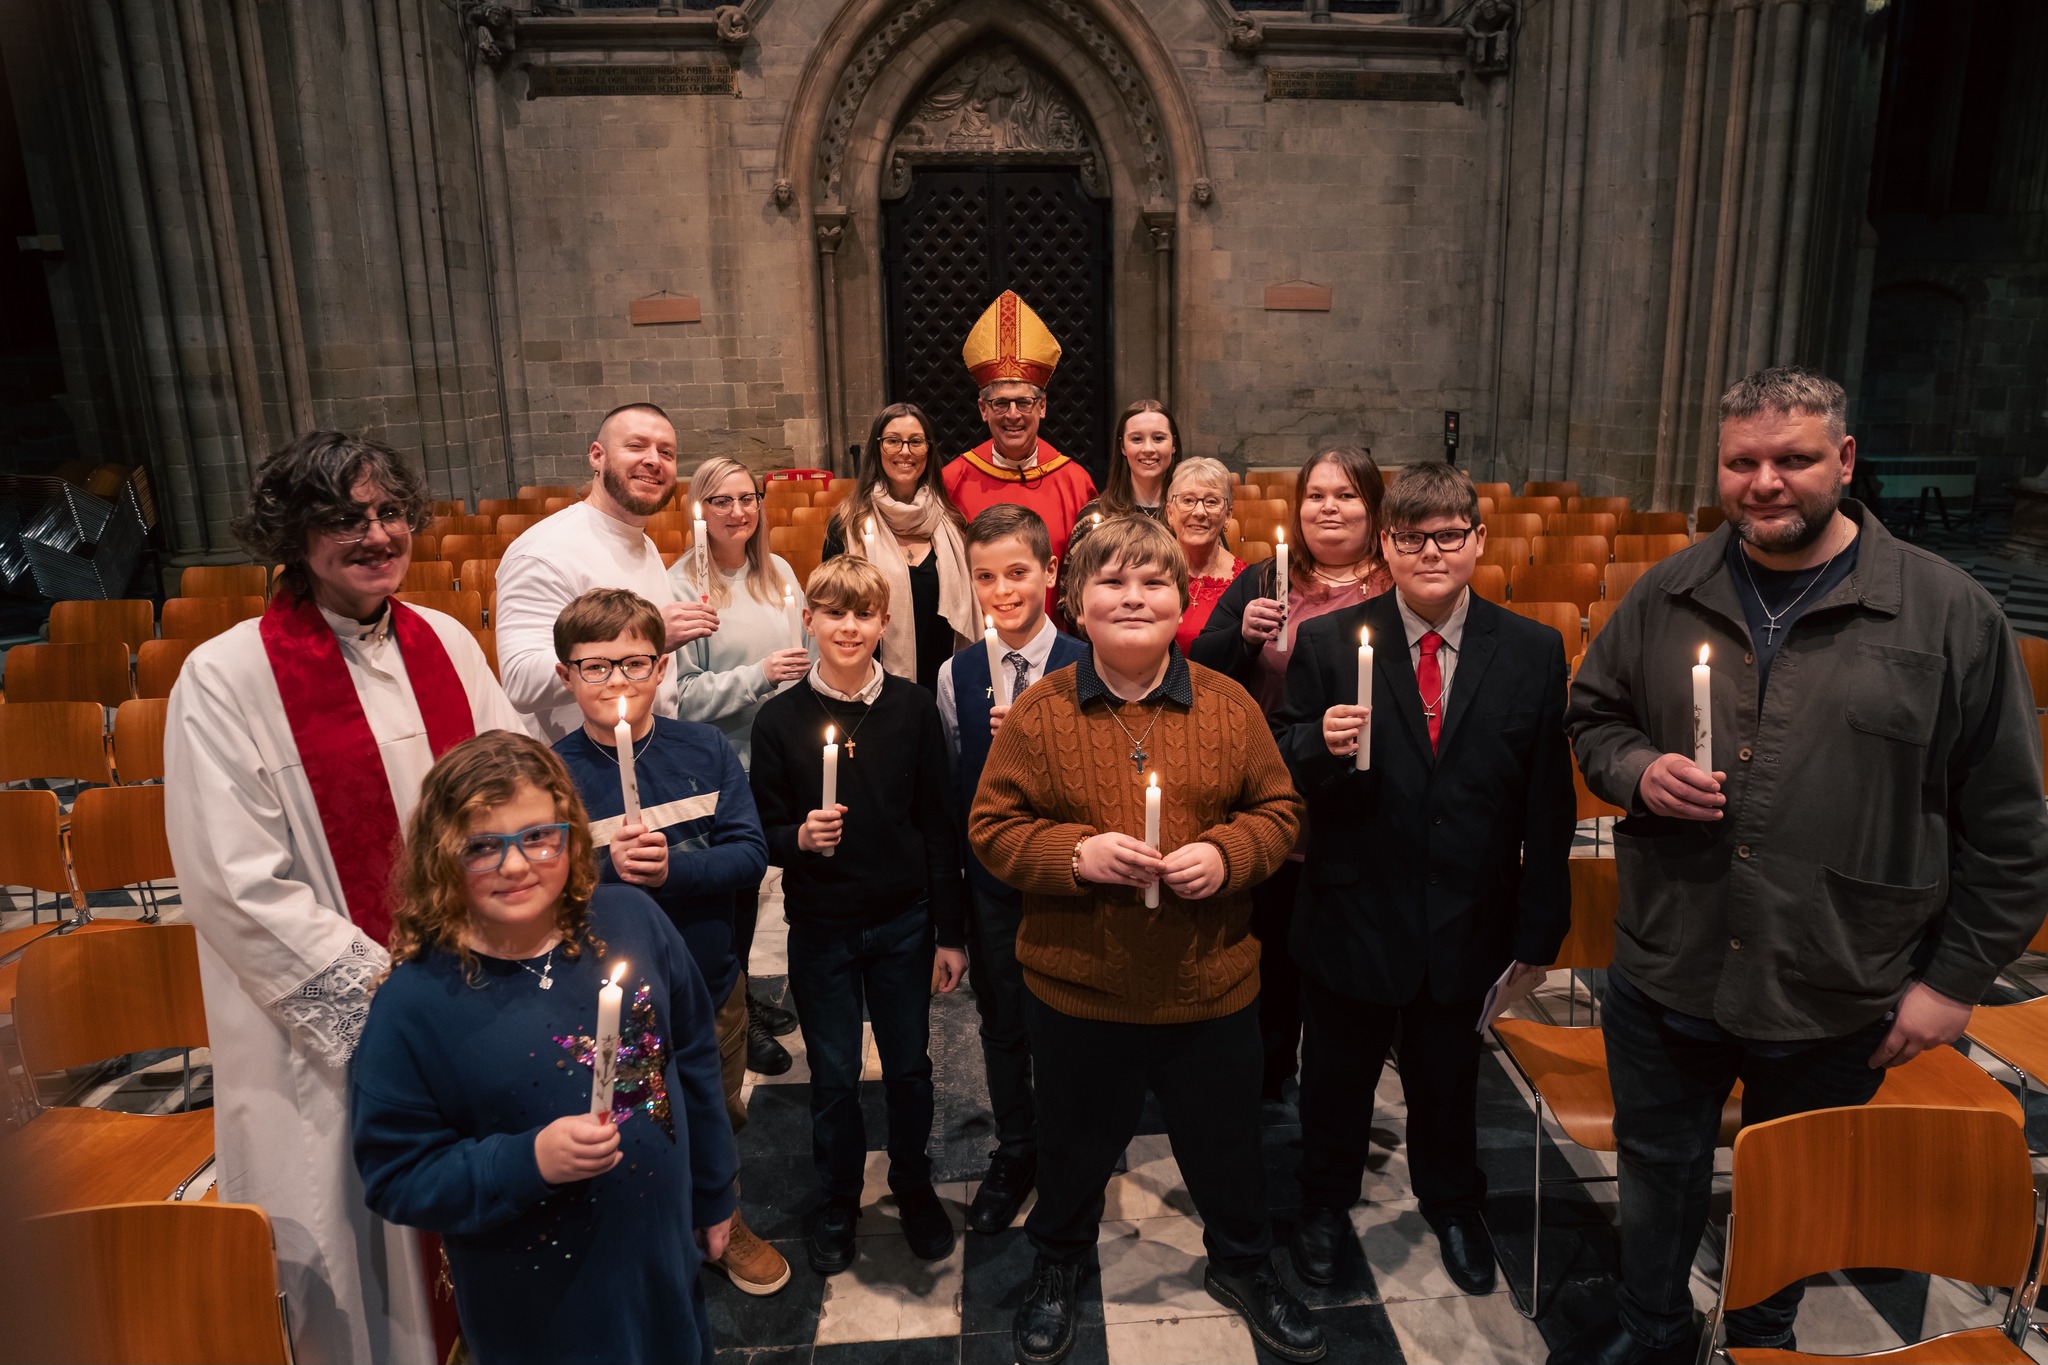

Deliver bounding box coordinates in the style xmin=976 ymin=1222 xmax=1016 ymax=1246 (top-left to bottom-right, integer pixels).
xmin=1505 ymin=1093 xmax=1546 ymax=1319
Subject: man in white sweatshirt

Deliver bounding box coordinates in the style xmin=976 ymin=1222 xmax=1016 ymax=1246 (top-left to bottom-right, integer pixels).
xmin=496 ymin=402 xmax=717 ymax=740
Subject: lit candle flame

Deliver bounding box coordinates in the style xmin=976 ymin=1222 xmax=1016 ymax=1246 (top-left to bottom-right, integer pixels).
xmin=616 ymin=696 xmax=627 ymax=723
xmin=986 ymin=613 xmax=995 ymax=631
xmin=1699 ymin=644 xmax=1710 ymax=666
xmin=1147 ymin=770 xmax=1158 ymax=791
xmin=1276 ymin=527 xmax=1285 ymax=544
xmin=865 ymin=517 xmax=875 ymax=538
xmin=608 ymin=962 xmax=628 ymax=987
xmin=1092 ymin=512 xmax=1101 ymax=526
xmin=1361 ymin=626 xmax=1370 ymax=647
xmin=825 ymin=724 xmax=836 ymax=745
xmin=693 ymin=501 xmax=702 ymax=519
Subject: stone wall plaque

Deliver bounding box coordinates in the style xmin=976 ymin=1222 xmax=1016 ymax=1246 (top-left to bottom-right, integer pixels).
xmin=1264 ymin=281 xmax=1333 ymax=312
xmin=630 ymin=295 xmax=703 ymax=325
xmin=1265 ymin=69 xmax=1462 ymax=104
xmin=525 ymin=64 xmax=737 ymax=98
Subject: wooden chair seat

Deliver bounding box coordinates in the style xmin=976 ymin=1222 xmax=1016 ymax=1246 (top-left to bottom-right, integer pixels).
xmin=135 ymin=638 xmax=200 ymax=699
xmin=1965 ymin=996 xmax=2048 ymax=1078
xmin=1472 ymin=565 xmax=1507 ymax=604
xmin=3 ymin=641 xmax=134 ymax=707
xmin=1869 ymin=1041 xmax=2023 ymax=1123
xmin=1729 ymin=1329 xmax=2031 ymax=1363
xmin=48 ymin=599 xmax=155 ymax=654
xmin=0 ymin=921 xmax=145 ymax=1017
xmin=1 ymin=1107 xmax=214 ymax=1218
xmin=1493 ymin=1018 xmax=1743 ymax=1151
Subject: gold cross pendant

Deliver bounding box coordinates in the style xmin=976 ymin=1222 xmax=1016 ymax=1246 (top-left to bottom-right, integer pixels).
xmin=844 ymin=739 xmax=857 ymax=758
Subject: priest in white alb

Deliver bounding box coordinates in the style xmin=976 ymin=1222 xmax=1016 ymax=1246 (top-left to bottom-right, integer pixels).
xmin=165 ymin=432 xmax=526 ymax=1365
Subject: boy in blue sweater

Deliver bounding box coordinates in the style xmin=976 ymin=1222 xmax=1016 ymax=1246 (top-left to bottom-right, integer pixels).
xmin=550 ymin=587 xmax=789 ymax=1298
xmin=934 ymin=504 xmax=1086 ymax=1235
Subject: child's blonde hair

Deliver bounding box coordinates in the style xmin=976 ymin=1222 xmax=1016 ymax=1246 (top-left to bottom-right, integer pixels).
xmin=805 ymin=554 xmax=891 ymax=615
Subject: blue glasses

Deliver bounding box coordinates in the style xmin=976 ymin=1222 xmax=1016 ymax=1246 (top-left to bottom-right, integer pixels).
xmin=461 ymin=823 xmax=571 ymax=873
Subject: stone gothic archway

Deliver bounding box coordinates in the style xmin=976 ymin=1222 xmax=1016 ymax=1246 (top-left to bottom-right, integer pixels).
xmin=773 ymin=0 xmax=1211 ymax=469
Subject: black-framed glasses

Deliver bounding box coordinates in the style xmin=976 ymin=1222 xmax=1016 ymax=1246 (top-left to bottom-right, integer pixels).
xmin=321 ymin=508 xmax=412 ymax=544
xmin=879 ymin=435 xmax=930 ymax=453
xmin=569 ymin=654 xmax=659 ymax=684
xmin=461 ymin=823 xmax=570 ymax=873
xmin=1387 ymin=527 xmax=1476 ymax=554
xmin=703 ymin=493 xmax=761 ymax=512
xmin=981 ymin=397 xmax=1042 ymax=414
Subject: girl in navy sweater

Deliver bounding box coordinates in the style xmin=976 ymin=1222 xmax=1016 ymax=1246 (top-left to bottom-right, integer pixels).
xmin=352 ymin=731 xmax=734 ymax=1365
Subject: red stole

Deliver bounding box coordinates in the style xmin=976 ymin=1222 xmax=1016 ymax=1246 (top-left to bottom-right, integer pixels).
xmin=259 ymin=592 xmax=476 ymax=948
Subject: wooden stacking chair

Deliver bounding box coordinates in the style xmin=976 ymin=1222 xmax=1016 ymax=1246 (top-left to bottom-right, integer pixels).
xmin=495 ymin=513 xmax=540 ymax=540
xmin=134 ymin=639 xmax=200 ymax=700
xmin=541 ymin=496 xmax=578 ymax=514
xmin=431 ymin=499 xmax=467 ymax=517
xmin=651 ymin=528 xmax=685 ymax=560
xmin=477 ymin=497 xmax=534 ymax=519
xmin=764 ymin=483 xmax=812 ymax=508
xmin=769 ymin=525 xmax=828 ymax=559
xmin=1474 ymin=482 xmax=1512 ymax=504
xmin=791 ymin=505 xmax=834 ymax=528
xmin=111 ymin=698 xmax=167 ymax=785
xmin=437 ymin=533 xmax=498 ymax=568
xmin=159 ymin=596 xmax=263 ymax=642
xmin=1472 ymin=565 xmax=1508 ymax=604
xmin=1238 ymin=540 xmax=1274 ymax=563
xmin=430 ymin=513 xmax=492 ymax=539
xmin=471 ymin=628 xmax=499 ymax=680
xmin=1508 ymin=601 xmax=1584 ymax=654
xmin=519 ymin=483 xmax=579 ymax=500
xmin=1696 ymin=505 xmax=1727 ymax=534
xmin=0 ymin=790 xmax=78 ymax=926
xmin=1545 ymin=513 xmax=1618 ymax=541
xmin=411 ymin=531 xmax=439 ymax=563
xmin=814 ymin=482 xmax=851 ymax=508
xmin=3 ymin=924 xmax=214 ymax=1218
xmin=0 ymin=701 xmax=112 ymax=785
xmin=1604 ymin=562 xmax=1654 ymax=605
xmin=645 ymin=509 xmax=691 ymax=541
xmin=1235 ymin=499 xmax=1291 ymax=540
xmin=1613 ymin=533 xmax=1690 ymax=563
xmin=1491 ymin=512 xmax=1545 ymax=542
xmin=176 ymin=564 xmax=267 ymax=598
xmin=48 ymin=599 xmax=156 ymax=654
xmin=2018 ymin=636 xmax=2048 ymax=711
xmin=399 ymin=561 xmax=454 ymax=593
xmin=1524 ymin=481 xmax=1579 ymax=500
xmin=765 ymin=506 xmax=795 ymax=529
xmin=459 ymin=558 xmax=501 ymax=598
xmin=1511 ymin=563 xmax=1600 ymax=614
xmin=1617 ymin=511 xmax=1688 ymax=536
xmin=68 ymin=784 xmax=176 ymax=921
xmin=785 ymin=550 xmax=823 ymax=592
xmin=1587 ymin=599 xmax=1618 ymax=644
xmin=1532 ymin=535 xmax=1612 ymax=567
xmin=4 ymin=642 xmax=133 ymax=707
xmin=1477 ymin=496 xmax=1495 ymax=520
xmin=1479 ymin=537 xmax=1532 ymax=571
xmin=1501 ymin=495 xmax=1563 ymax=518
xmin=1565 ymin=496 xmax=1630 ymax=516
xmin=394 ymin=590 xmax=484 ymax=630
xmin=1703 ymin=1105 xmax=2043 ymax=1363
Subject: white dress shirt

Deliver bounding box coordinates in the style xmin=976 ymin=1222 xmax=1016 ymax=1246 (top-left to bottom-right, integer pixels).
xmin=936 ymin=614 xmax=1058 ymax=754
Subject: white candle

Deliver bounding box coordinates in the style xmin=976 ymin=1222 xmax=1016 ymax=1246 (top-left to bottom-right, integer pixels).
xmin=1143 ymin=770 xmax=1162 ymax=909
xmin=614 ymin=696 xmax=641 ymax=825
xmin=1692 ymin=644 xmax=1713 ymax=774
xmin=590 ymin=961 xmax=628 ymax=1117
xmin=1092 ymin=512 xmax=1101 ymax=529
xmin=1275 ymin=528 xmax=1290 ymax=651
xmin=784 ymin=582 xmax=800 ymax=649
xmin=820 ymin=724 xmax=839 ymax=860
xmin=692 ymin=500 xmax=707 ymax=558
xmin=864 ymin=516 xmax=879 ymax=562
xmin=1356 ymin=626 xmax=1373 ymax=772
xmin=987 ymin=614 xmax=1009 ymax=707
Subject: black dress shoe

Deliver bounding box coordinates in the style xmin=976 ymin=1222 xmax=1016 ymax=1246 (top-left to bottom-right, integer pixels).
xmin=895 ymin=1184 xmax=956 ymax=1260
xmin=1014 ymin=1255 xmax=1080 ymax=1364
xmin=807 ymin=1196 xmax=859 ymax=1275
xmin=1434 ymin=1211 xmax=1498 ymax=1295
xmin=1289 ymin=1204 xmax=1351 ymax=1287
xmin=1545 ymin=1314 xmax=1697 ymax=1365
xmin=749 ymin=988 xmax=798 ymax=1037
xmin=746 ymin=1015 xmax=793 ymax=1075
xmin=968 ymin=1154 xmax=1035 ymax=1234
xmin=1204 ymin=1262 xmax=1327 ymax=1362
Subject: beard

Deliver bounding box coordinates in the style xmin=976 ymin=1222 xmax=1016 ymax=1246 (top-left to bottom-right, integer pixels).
xmin=1731 ymin=484 xmax=1842 ymax=555
xmin=602 ymin=461 xmax=674 ymax=517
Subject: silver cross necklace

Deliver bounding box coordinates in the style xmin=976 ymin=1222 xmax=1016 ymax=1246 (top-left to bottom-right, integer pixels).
xmin=1737 ymin=545 xmax=1842 ymax=647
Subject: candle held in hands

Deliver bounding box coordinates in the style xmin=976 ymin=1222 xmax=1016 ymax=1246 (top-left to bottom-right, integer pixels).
xmin=1143 ymin=771 xmax=1162 ymax=909
xmin=692 ymin=501 xmax=708 ymax=559
xmin=1275 ymin=528 xmax=1291 ymax=651
xmin=986 ymin=614 xmax=1009 ymax=707
xmin=1355 ymin=627 xmax=1373 ymax=771
xmin=591 ymin=961 xmax=628 ymax=1117
xmin=1692 ymin=645 xmax=1713 ymax=774
xmin=784 ymin=582 xmax=801 ymax=649
xmin=614 ymin=696 xmax=642 ymax=825
xmin=863 ymin=517 xmax=880 ymax=563
xmin=820 ymin=725 xmax=839 ymax=860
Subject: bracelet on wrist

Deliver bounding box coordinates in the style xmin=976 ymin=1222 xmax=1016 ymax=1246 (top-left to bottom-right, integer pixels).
xmin=1072 ymin=836 xmax=1091 ymax=889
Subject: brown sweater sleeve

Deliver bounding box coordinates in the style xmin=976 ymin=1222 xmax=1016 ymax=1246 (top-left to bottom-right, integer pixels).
xmin=969 ymin=679 xmax=1097 ymax=897
xmin=1190 ymin=675 xmax=1302 ymax=895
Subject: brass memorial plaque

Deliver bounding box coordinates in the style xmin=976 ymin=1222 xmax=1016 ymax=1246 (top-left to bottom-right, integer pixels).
xmin=525 ymin=64 xmax=737 ymax=98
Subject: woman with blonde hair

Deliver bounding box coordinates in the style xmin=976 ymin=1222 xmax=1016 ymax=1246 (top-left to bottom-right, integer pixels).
xmin=1163 ymin=457 xmax=1246 ymax=653
xmin=824 ymin=402 xmax=977 ymax=691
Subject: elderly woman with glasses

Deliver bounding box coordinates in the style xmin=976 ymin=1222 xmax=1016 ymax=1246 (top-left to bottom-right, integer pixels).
xmin=825 ymin=402 xmax=977 ymax=691
xmin=1164 ymin=457 xmax=1246 ymax=653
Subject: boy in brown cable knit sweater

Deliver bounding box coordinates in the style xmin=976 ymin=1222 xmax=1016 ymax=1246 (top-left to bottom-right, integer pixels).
xmin=969 ymin=514 xmax=1320 ymax=1365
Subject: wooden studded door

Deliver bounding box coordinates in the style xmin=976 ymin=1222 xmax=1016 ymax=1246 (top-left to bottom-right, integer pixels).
xmin=882 ymin=167 xmax=1113 ymax=479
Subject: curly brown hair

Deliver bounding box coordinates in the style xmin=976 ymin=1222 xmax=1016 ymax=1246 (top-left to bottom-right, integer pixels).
xmin=389 ymin=731 xmax=603 ymax=982
xmin=233 ymin=431 xmax=433 ymax=601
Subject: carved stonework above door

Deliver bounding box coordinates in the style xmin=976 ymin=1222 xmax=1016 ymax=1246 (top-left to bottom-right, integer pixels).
xmin=882 ymin=46 xmax=1106 ymax=199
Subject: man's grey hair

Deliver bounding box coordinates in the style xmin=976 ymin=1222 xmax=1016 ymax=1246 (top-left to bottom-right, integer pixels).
xmin=978 ymin=382 xmax=1046 ymax=402
xmin=1166 ymin=456 xmax=1234 ymax=508
xmin=1718 ymin=366 xmax=1847 ymax=441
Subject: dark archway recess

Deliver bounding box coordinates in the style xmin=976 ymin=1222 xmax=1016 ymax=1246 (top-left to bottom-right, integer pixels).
xmin=882 ymin=166 xmax=1113 ymax=478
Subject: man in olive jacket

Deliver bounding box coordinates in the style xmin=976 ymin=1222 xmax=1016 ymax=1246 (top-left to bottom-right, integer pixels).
xmin=1552 ymin=367 xmax=2048 ymax=1365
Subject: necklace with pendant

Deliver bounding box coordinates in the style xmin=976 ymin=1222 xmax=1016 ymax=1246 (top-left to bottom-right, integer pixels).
xmin=519 ymin=942 xmax=558 ymax=990
xmin=1106 ymin=699 xmax=1164 ymax=774
xmin=813 ymin=688 xmax=875 ymax=758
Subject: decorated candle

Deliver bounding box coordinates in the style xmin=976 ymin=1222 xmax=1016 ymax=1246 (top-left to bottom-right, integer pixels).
xmin=987 ymin=614 xmax=1009 ymax=707
xmin=820 ymin=724 xmax=839 ymax=859
xmin=864 ymin=517 xmax=880 ymax=563
xmin=784 ymin=581 xmax=801 ymax=649
xmin=1275 ymin=528 xmax=1290 ymax=651
xmin=1355 ymin=626 xmax=1373 ymax=772
xmin=590 ymin=961 xmax=628 ymax=1117
xmin=692 ymin=501 xmax=707 ymax=558
xmin=1693 ymin=645 xmax=1713 ymax=774
xmin=1143 ymin=771 xmax=1162 ymax=909
xmin=614 ymin=696 xmax=642 ymax=826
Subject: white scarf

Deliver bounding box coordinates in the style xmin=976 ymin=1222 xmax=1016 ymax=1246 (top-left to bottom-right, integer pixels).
xmin=857 ymin=486 xmax=977 ymax=679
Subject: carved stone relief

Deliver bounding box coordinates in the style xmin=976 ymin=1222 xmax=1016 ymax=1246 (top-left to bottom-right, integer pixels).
xmin=882 ymin=46 xmax=1105 ymax=199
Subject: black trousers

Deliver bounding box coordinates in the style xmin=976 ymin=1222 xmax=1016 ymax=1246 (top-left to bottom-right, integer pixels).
xmin=1297 ymin=973 xmax=1487 ymax=1222
xmin=967 ymin=887 xmax=1037 ymax=1164
xmin=1602 ymin=977 xmax=1890 ymax=1350
xmin=1024 ymin=995 xmax=1272 ymax=1274
xmin=1248 ymin=860 xmax=1305 ymax=1096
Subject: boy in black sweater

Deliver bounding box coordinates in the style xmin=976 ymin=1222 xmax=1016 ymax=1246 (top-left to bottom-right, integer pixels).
xmin=749 ymin=554 xmax=967 ymax=1276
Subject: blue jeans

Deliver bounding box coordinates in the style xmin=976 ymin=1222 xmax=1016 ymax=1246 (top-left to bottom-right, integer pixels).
xmin=1602 ymin=976 xmax=1890 ymax=1350
xmin=786 ymin=904 xmax=937 ymax=1200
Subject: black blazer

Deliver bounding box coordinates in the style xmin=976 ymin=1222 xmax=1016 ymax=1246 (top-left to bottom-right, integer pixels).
xmin=1273 ymin=591 xmax=1575 ymax=1006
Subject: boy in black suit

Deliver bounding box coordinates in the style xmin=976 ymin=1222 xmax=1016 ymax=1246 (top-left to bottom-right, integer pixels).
xmin=1273 ymin=462 xmax=1575 ymax=1295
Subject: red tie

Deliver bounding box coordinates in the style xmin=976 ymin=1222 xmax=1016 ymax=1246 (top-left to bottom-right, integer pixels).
xmin=1418 ymin=631 xmax=1444 ymax=752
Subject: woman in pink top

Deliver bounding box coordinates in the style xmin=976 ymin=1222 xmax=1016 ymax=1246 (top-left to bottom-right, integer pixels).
xmin=1187 ymin=444 xmax=1392 ymax=1098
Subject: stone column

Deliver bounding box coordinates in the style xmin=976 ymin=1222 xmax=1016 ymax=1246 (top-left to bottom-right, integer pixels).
xmin=1144 ymin=210 xmax=1174 ymax=408
xmin=1739 ymin=0 xmax=1807 ymax=375
xmin=1653 ymin=0 xmax=1718 ymax=511
xmin=815 ymin=209 xmax=850 ymax=474
xmin=1691 ymin=0 xmax=1763 ymax=507
xmin=463 ymin=6 xmax=531 ymax=485
xmin=1525 ymin=0 xmax=1577 ymax=483
xmin=1771 ymin=0 xmax=1836 ymax=361
xmin=1477 ymin=54 xmax=1514 ymax=478
xmin=228 ymin=0 xmax=313 ymax=432
xmin=1540 ymin=0 xmax=1595 ymax=470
